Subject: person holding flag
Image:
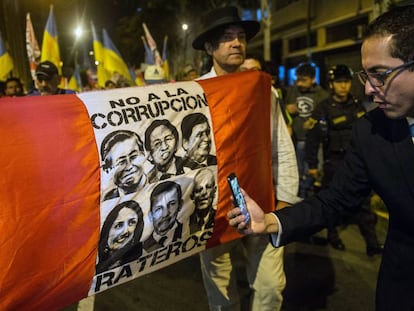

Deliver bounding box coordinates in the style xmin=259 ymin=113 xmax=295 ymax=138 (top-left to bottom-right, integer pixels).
xmin=192 ymin=6 xmax=299 ymax=311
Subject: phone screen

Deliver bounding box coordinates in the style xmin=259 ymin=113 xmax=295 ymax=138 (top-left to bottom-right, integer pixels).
xmin=227 ymin=173 xmax=250 ymax=223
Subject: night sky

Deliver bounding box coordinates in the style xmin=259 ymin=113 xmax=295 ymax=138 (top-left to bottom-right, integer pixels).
xmin=2 ymin=0 xmax=207 ymax=78
xmin=19 ymin=0 xmax=135 ymax=65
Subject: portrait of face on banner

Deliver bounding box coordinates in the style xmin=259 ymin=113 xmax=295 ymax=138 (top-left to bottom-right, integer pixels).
xmin=78 ymin=81 xmax=218 ymax=293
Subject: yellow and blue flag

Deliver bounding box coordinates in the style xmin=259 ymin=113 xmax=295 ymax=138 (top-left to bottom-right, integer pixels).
xmin=68 ymin=64 xmax=82 ymax=92
xmin=41 ymin=5 xmax=61 ymax=74
xmin=91 ymin=23 xmax=111 ymax=88
xmin=0 ymin=32 xmax=14 ymax=81
xmin=102 ymin=29 xmax=134 ymax=86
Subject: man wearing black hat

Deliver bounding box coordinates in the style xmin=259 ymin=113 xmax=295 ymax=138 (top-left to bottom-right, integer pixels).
xmin=193 ymin=6 xmax=300 ymax=311
xmin=30 ymin=61 xmax=76 ymax=96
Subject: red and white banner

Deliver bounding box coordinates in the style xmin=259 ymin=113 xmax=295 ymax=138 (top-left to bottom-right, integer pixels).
xmin=0 ymin=71 xmax=274 ymax=310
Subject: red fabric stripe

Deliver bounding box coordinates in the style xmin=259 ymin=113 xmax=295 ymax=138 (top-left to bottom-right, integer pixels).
xmin=0 ymin=95 xmax=100 ymax=310
xmin=198 ymin=71 xmax=274 ymax=247
xmin=0 ymin=72 xmax=275 ymax=309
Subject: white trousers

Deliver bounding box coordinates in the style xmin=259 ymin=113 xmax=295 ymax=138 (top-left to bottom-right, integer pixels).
xmin=200 ymin=235 xmax=286 ymax=311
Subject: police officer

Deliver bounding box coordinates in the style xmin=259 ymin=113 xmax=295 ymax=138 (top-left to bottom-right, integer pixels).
xmin=305 ymin=64 xmax=383 ymax=256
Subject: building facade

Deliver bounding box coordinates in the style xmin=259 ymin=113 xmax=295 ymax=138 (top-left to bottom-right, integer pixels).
xmin=248 ymin=0 xmax=410 ymax=97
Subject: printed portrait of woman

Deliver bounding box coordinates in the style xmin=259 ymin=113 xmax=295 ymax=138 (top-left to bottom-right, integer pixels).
xmin=96 ymin=200 xmax=144 ymax=274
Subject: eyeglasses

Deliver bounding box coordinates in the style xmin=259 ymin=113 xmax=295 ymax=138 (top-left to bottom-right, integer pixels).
xmin=356 ymin=60 xmax=414 ymax=87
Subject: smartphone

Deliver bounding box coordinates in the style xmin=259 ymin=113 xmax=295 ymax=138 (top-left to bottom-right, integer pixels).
xmin=227 ymin=173 xmax=250 ymax=223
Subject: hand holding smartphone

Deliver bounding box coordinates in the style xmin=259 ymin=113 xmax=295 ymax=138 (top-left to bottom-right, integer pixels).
xmin=227 ymin=173 xmax=250 ymax=223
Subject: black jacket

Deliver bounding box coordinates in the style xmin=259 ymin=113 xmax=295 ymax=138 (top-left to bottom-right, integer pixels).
xmin=275 ymin=107 xmax=414 ymax=310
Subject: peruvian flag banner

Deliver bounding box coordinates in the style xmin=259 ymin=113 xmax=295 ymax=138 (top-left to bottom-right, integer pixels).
xmin=0 ymin=71 xmax=274 ymax=310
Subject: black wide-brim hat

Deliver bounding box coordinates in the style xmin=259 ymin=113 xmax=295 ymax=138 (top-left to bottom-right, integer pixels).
xmin=192 ymin=6 xmax=260 ymax=50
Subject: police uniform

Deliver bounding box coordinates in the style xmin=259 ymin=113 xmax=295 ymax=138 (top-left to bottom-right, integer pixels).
xmin=305 ymin=93 xmax=382 ymax=254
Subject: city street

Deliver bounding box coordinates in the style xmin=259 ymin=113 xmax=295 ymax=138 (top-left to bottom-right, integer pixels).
xmin=64 ymin=217 xmax=387 ymax=311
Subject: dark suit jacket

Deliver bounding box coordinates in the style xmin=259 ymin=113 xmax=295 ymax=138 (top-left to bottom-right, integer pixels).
xmin=275 ymin=108 xmax=414 ymax=310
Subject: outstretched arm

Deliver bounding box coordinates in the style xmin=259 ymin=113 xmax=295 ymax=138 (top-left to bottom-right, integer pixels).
xmin=227 ymin=189 xmax=280 ymax=235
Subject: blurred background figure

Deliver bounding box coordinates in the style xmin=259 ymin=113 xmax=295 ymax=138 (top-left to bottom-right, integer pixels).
xmin=4 ymin=77 xmax=25 ymax=97
xmin=177 ymin=64 xmax=199 ymax=81
xmin=285 ymin=62 xmax=329 ymax=198
xmin=240 ymin=54 xmax=262 ymax=72
xmin=29 ymin=61 xmax=76 ymax=95
xmin=115 ymin=76 xmax=131 ymax=88
xmin=104 ymin=80 xmax=116 ymax=89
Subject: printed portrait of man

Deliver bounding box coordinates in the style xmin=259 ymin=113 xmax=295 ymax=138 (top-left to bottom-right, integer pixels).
xmin=96 ymin=200 xmax=144 ymax=274
xmin=189 ymin=168 xmax=217 ymax=234
xmin=181 ymin=113 xmax=217 ymax=170
xmin=143 ymin=181 xmax=184 ymax=252
xmin=100 ymin=130 xmax=148 ymax=201
xmin=144 ymin=119 xmax=185 ymax=183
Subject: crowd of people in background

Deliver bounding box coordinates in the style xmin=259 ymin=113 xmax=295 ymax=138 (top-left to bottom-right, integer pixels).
xmin=0 ymin=59 xmax=201 ymax=97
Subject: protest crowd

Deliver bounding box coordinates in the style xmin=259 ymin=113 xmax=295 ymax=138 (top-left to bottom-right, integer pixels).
xmin=2 ymin=2 xmax=413 ymax=311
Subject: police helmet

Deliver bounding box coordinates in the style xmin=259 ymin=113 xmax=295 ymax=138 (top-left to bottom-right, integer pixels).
xmin=328 ymin=64 xmax=353 ymax=81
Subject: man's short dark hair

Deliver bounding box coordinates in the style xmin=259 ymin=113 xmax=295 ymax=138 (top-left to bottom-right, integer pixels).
xmin=150 ymin=181 xmax=182 ymax=210
xmin=363 ymin=4 xmax=414 ymax=63
xmin=296 ymin=63 xmax=316 ymax=78
xmin=105 ymin=80 xmax=116 ymax=87
xmin=5 ymin=77 xmax=23 ymax=89
xmin=100 ymin=130 xmax=144 ymax=171
xmin=181 ymin=113 xmax=210 ymax=142
xmin=144 ymin=119 xmax=179 ymax=152
xmin=244 ymin=54 xmax=264 ymax=68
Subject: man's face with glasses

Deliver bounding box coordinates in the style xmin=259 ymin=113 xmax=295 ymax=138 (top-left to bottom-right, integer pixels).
xmin=360 ymin=35 xmax=414 ymax=119
xmin=356 ymin=60 xmax=414 ymax=87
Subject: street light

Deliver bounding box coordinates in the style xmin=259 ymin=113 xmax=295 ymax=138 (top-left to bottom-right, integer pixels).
xmin=74 ymin=25 xmax=83 ymax=40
